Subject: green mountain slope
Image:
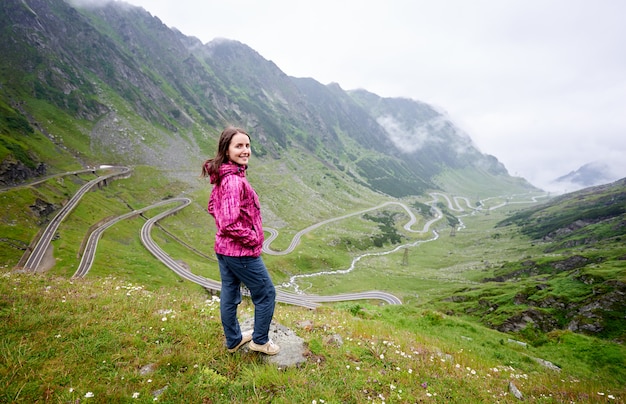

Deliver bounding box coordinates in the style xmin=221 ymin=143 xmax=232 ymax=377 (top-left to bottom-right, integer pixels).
xmin=434 ymin=178 xmax=626 ymax=342
xmin=0 ymin=0 xmax=535 ymax=198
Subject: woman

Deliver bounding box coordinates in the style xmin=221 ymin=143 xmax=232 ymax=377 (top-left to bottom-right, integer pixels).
xmin=201 ymin=126 xmax=280 ymax=355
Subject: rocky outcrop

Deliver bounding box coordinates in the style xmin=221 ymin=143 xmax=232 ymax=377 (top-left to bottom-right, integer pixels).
xmin=484 ymin=256 xmax=592 ymax=283
xmin=0 ymin=157 xmax=46 ymax=186
xmin=238 ymin=318 xmax=307 ymax=368
xmin=497 ymin=308 xmax=560 ymax=333
xmin=29 ymin=198 xmax=57 ymax=219
xmin=566 ymin=281 xmax=626 ymax=338
xmin=489 ymin=281 xmax=626 ymax=340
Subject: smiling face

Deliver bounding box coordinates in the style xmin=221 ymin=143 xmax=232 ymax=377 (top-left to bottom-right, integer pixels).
xmin=227 ymin=132 xmax=251 ymax=166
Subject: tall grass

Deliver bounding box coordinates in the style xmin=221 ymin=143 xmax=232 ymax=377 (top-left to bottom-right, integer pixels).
xmin=1 ymin=273 xmax=624 ymax=403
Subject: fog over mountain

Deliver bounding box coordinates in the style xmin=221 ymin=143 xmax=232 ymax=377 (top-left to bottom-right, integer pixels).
xmin=0 ymin=0 xmax=556 ymax=198
xmin=112 ymin=0 xmax=626 ymax=195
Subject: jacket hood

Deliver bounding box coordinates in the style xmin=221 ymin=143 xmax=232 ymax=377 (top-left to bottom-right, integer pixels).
xmin=210 ymin=161 xmax=247 ymax=184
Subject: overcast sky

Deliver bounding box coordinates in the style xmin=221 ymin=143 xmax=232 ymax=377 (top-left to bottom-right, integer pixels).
xmin=116 ymin=0 xmax=625 ymax=192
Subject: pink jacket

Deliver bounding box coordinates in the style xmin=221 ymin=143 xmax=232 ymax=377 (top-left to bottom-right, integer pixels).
xmin=207 ymin=162 xmax=264 ymax=257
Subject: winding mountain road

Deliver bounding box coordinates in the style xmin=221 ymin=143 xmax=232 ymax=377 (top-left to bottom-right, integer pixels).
xmin=276 ymin=195 xmax=450 ymax=293
xmin=72 ymin=198 xmax=184 ymax=278
xmin=21 ymin=167 xmax=404 ymax=307
xmin=22 ymin=166 xmax=131 ymax=272
xmin=263 ymin=200 xmax=442 ymax=256
xmin=19 ymin=166 xmax=546 ymax=309
xmin=137 ymin=198 xmax=319 ymax=309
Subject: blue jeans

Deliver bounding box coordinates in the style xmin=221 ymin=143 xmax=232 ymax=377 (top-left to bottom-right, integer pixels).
xmin=216 ymin=254 xmax=276 ymax=349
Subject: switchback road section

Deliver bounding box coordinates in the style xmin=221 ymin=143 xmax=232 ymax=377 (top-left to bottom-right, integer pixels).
xmin=72 ymin=198 xmax=188 ymax=278
xmin=22 ymin=166 xmax=131 ymax=272
xmin=17 ymin=166 xmax=545 ymax=308
xmin=138 ymin=198 xmax=320 ymax=309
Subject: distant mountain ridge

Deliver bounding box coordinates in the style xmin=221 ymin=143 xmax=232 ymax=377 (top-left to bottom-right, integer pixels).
xmin=0 ymin=0 xmax=537 ymax=197
xmin=555 ymin=161 xmax=617 ymax=188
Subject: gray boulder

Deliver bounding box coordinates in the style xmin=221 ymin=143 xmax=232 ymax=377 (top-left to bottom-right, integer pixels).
xmin=239 ymin=318 xmax=307 ymax=368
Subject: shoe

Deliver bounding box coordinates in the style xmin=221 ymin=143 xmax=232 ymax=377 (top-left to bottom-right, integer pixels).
xmin=249 ymin=339 xmax=280 ymax=355
xmin=227 ymin=330 xmax=252 ymax=353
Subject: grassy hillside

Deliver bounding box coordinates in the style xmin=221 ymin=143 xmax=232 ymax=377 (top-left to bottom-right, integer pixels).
xmin=1 ymin=166 xmax=625 ymax=402
xmin=1 ymin=273 xmax=624 ymax=403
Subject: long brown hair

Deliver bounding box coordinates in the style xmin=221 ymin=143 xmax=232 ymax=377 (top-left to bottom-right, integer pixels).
xmin=201 ymin=126 xmax=250 ymax=178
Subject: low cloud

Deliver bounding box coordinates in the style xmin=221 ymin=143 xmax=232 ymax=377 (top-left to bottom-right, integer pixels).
xmin=377 ymin=115 xmax=443 ymax=153
xmin=67 ymin=0 xmax=133 ymax=9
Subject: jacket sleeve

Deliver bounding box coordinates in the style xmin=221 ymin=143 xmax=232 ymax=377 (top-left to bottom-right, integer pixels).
xmin=207 ymin=191 xmax=215 ymax=216
xmin=217 ymin=176 xmax=258 ymax=247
